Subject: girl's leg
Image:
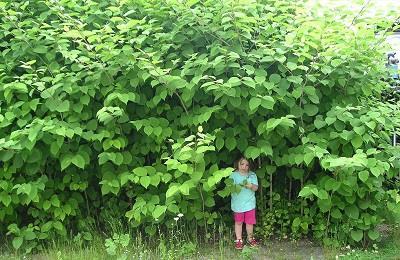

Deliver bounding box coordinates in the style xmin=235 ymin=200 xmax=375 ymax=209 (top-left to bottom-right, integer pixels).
xmin=234 ymin=222 xmax=243 ymax=240
xmin=245 ymin=223 xmax=254 ymax=240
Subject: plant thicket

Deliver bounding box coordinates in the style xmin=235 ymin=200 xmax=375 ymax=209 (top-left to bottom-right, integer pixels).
xmin=0 ymin=0 xmax=399 ymax=252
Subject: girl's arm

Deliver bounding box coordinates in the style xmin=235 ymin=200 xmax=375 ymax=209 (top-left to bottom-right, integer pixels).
xmin=245 ymin=183 xmax=258 ymax=191
xmin=245 ymin=173 xmax=258 ymax=191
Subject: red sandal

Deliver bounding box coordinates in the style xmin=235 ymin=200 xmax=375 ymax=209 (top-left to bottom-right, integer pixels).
xmin=247 ymin=237 xmax=259 ymax=247
xmin=235 ymin=239 xmax=244 ymax=250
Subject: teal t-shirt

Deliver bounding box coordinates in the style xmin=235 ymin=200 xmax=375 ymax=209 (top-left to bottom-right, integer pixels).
xmin=230 ymin=171 xmax=258 ymax=213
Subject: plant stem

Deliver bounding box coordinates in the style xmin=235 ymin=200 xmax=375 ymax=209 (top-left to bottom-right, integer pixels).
xmin=269 ymin=170 xmax=273 ymax=211
xmin=258 ymin=157 xmax=264 ymax=215
xmin=301 ymin=177 xmax=304 ymax=216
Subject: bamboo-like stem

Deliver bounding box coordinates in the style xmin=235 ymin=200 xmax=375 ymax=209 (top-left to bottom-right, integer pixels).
xmin=258 ymin=157 xmax=264 ymax=215
xmin=300 ymin=177 xmax=304 ymax=216
xmin=269 ymin=170 xmax=273 ymax=211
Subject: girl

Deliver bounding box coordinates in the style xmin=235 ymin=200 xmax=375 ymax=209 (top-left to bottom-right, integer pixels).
xmin=230 ymin=157 xmax=259 ymax=250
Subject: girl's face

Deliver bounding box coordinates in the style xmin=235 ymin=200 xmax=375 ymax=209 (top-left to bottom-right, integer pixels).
xmin=238 ymin=159 xmax=249 ymax=173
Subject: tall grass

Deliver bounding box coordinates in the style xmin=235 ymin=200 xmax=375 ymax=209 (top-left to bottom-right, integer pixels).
xmin=0 ymin=217 xmax=399 ymax=260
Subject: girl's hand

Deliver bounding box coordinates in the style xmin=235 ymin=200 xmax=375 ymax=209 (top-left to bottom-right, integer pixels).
xmin=245 ymin=183 xmax=253 ymax=189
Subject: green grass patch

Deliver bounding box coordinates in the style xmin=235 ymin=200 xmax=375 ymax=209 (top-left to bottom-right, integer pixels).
xmin=0 ymin=227 xmax=398 ymax=260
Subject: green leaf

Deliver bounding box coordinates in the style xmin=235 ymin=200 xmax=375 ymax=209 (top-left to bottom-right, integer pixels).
xmin=345 ymin=205 xmax=359 ymax=219
xmin=144 ymin=126 xmax=153 ymax=136
xmin=28 ymin=124 xmax=42 ymax=142
xmin=258 ymin=140 xmax=273 ymax=156
xmin=325 ymin=117 xmax=336 ymax=125
xmin=249 ymin=97 xmax=261 ymax=111
xmin=153 ymin=126 xmax=163 ymax=136
xmin=43 ymin=200 xmax=51 ymax=211
xmin=152 ymin=205 xmax=167 ymax=219
xmin=351 ymin=135 xmax=363 ymax=149
xmin=354 ymin=126 xmax=365 ymax=135
xmin=140 ymin=176 xmax=151 ymax=189
xmin=244 ymin=146 xmax=260 ymax=160
xmin=287 ymin=75 xmax=303 ymax=84
xmin=24 ymin=230 xmax=36 ymax=240
xmin=216 ymin=137 xmax=224 ymax=150
xmin=269 ymin=74 xmax=281 ymax=84
xmin=243 ymin=77 xmax=256 ymax=88
xmin=98 ymin=153 xmax=109 ymax=165
xmin=331 ymin=208 xmax=342 ymax=219
xmin=12 ymin=237 xmax=23 ymax=250
xmin=179 ymin=182 xmax=191 ymax=195
xmin=314 ymin=116 xmax=326 ymax=129
xmin=166 ymin=185 xmax=179 ymax=198
xmin=317 ymin=190 xmax=329 ymax=200
xmin=331 ymin=59 xmax=342 ymax=67
xmin=350 ymin=230 xmax=363 ymax=242
xmin=133 ymin=167 xmax=147 ymax=177
xmin=365 ymin=121 xmax=376 ymax=130
xmin=291 ymin=168 xmax=304 ymax=180
xmin=63 ymin=30 xmax=81 ymax=38
xmin=33 ymin=46 xmax=48 ymax=54
xmin=0 ymin=193 xmax=11 ymax=207
xmin=167 ymin=77 xmax=187 ymax=90
xmin=56 ymin=100 xmax=70 ymax=113
xmin=41 ymin=222 xmax=53 ymax=232
xmin=227 ymin=77 xmax=241 ymax=86
xmin=260 ymin=96 xmax=275 ymax=109
xmin=317 ymin=198 xmax=331 ymax=213
xmin=358 ymin=171 xmax=369 ymax=182
xmin=72 ymin=154 xmax=86 ymax=169
xmin=292 ymin=217 xmax=301 ymax=227
xmin=167 ymin=203 xmax=179 ymax=213
xmin=255 ymin=75 xmax=266 ymax=84
xmin=324 ymin=178 xmax=339 ymax=191
xmin=371 ymin=167 xmax=383 ymax=177
xmin=150 ymin=175 xmax=160 ymax=187
xmin=358 ymin=199 xmax=370 ymax=210
xmin=162 ymin=173 xmax=172 ymax=183
xmin=304 ymin=104 xmax=318 ymax=116
xmin=51 ymin=195 xmax=60 ymax=207
xmin=53 ymin=221 xmax=63 ymax=231
xmin=286 ymin=62 xmax=297 ymax=71
xmin=225 ymin=137 xmax=236 ymax=151
xmin=60 ymin=154 xmax=73 ymax=171
xmin=304 ymin=153 xmax=314 ymax=166
xmin=243 ymin=65 xmax=255 ymax=74
xmin=368 ymin=229 xmax=379 ymax=240
xmin=50 ymin=142 xmax=60 ymax=156
xmin=299 ymin=186 xmax=313 ymax=197
xmin=16 ymin=184 xmax=31 ymax=195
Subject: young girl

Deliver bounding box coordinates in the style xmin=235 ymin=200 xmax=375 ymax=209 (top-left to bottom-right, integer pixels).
xmin=230 ymin=157 xmax=259 ymax=250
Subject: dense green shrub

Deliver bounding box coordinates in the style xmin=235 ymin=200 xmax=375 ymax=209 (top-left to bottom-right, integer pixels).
xmin=0 ymin=0 xmax=399 ymax=251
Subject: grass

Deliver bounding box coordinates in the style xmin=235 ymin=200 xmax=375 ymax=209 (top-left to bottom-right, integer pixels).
xmin=0 ymin=223 xmax=399 ymax=260
xmin=334 ymin=225 xmax=400 ymax=260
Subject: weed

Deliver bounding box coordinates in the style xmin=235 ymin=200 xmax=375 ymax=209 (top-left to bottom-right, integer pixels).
xmin=240 ymin=246 xmax=258 ymax=260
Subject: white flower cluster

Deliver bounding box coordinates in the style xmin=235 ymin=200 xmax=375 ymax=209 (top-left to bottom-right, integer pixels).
xmin=174 ymin=213 xmax=184 ymax=221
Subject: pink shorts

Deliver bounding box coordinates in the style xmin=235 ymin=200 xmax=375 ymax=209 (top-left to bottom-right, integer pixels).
xmin=233 ymin=209 xmax=256 ymax=224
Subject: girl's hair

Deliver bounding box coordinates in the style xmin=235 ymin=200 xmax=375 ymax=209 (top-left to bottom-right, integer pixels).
xmin=234 ymin=157 xmax=250 ymax=171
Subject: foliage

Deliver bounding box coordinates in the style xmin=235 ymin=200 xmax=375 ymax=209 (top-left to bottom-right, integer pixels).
xmin=0 ymin=0 xmax=399 ymax=251
xmin=240 ymin=245 xmax=259 ymax=259
xmin=256 ymin=195 xmax=301 ymax=240
xmin=104 ymin=233 xmax=130 ymax=258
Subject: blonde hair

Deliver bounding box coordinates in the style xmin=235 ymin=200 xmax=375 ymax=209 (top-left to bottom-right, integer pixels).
xmin=234 ymin=157 xmax=250 ymax=171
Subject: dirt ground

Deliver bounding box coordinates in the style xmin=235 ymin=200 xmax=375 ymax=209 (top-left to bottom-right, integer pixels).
xmin=253 ymin=240 xmax=325 ymax=260
xmin=198 ymin=239 xmax=326 ymax=260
